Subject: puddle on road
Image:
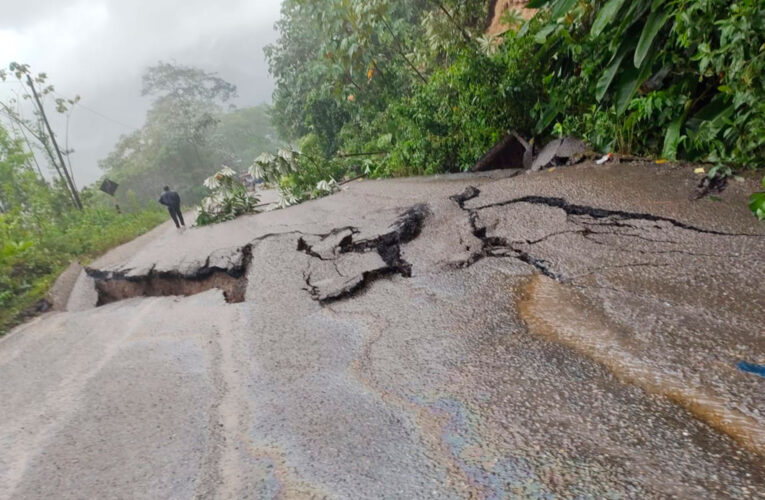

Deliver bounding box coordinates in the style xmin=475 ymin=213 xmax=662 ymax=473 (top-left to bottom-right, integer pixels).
xmin=518 ymin=274 xmax=765 ymax=455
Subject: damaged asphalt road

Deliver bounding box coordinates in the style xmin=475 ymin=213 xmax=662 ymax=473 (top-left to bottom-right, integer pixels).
xmin=1 ymin=162 xmax=764 ymax=499
xmin=299 ymin=204 xmax=430 ymax=303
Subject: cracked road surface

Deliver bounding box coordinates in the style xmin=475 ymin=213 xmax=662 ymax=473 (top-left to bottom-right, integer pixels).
xmin=1 ymin=162 xmax=764 ymax=499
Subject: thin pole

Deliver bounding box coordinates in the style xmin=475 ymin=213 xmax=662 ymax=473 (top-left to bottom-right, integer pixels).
xmin=26 ymin=75 xmax=82 ymax=209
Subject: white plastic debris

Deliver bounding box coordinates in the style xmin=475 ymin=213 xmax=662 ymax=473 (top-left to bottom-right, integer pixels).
xmin=596 ymin=153 xmax=613 ymax=165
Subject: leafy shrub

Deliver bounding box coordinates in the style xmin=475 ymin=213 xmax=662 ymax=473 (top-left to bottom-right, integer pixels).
xmin=0 ymin=206 xmax=166 ymax=334
xmin=265 ymin=0 xmax=764 ymax=218
xmin=195 ymin=167 xmax=261 ymax=226
xmin=380 ymin=23 xmax=547 ymax=177
xmin=250 ymin=136 xmax=346 ymax=207
xmin=530 ymin=0 xmax=764 ymax=171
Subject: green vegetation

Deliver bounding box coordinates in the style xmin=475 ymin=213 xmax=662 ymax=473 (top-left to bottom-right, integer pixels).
xmin=2 ymin=2 xmax=763 ymax=332
xmin=528 ymin=0 xmax=764 ymax=172
xmin=264 ymin=0 xmax=764 ymax=217
xmin=1 ymin=59 xmax=286 ymax=332
xmin=250 ymin=142 xmax=342 ymax=205
xmin=751 ymin=177 xmax=765 ymax=221
xmin=0 ymin=63 xmax=83 ymax=210
xmin=100 ymin=62 xmax=281 ymax=207
xmin=195 ymin=166 xmax=261 ymax=226
xmin=0 ymin=124 xmax=166 ymax=334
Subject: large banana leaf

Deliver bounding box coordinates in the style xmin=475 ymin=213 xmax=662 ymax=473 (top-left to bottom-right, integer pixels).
xmin=634 ymin=7 xmax=671 ymax=68
xmin=592 ymin=0 xmax=627 ymax=37
xmin=596 ymin=30 xmax=640 ymax=102
xmin=596 ymin=52 xmax=628 ymax=102
xmin=614 ymin=0 xmax=652 ymax=37
xmin=662 ymin=116 xmax=683 ymax=160
xmin=534 ymin=24 xmax=558 ymax=44
xmin=526 ymin=0 xmax=576 ymax=19
xmin=550 ymin=0 xmax=579 ymax=19
xmin=613 ymin=58 xmax=653 ymax=114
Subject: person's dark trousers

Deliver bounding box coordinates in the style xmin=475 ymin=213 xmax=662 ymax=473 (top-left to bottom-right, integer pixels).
xmin=168 ymin=205 xmax=185 ymax=228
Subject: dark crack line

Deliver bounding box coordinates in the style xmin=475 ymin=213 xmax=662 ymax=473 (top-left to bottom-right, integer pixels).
xmin=449 ymin=186 xmax=759 ymax=283
xmin=450 ymin=187 xmax=565 ymax=278
xmin=339 ymin=204 xmax=430 ymax=278
xmin=301 ymin=204 xmax=431 ymax=304
xmin=472 ymin=195 xmax=762 ymax=237
xmin=318 ymin=226 xmax=360 ymax=241
xmin=508 ymin=250 xmax=561 ymax=280
xmin=252 ymin=226 xmax=360 ymax=248
xmin=472 ymin=232 xmax=562 ymax=280
xmin=302 ymin=269 xmax=319 ymax=296
xmin=297 ymin=237 xmax=336 ymax=261
xmin=511 ymin=229 xmax=587 ymax=246
xmin=581 ymin=226 xmax=681 ymax=245
xmin=331 ymin=259 xmax=347 ymax=278
xmin=316 ymin=268 xmax=399 ymax=304
xmin=297 ymin=227 xmax=361 ymax=263
xmin=576 ymin=218 xmax=664 ymax=232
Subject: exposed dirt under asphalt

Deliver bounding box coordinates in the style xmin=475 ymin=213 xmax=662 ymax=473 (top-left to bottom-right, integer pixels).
xmin=1 ymin=162 xmax=764 ymax=499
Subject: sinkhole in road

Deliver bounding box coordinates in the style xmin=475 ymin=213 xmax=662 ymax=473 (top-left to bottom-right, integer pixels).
xmin=87 ymin=245 xmax=252 ymax=306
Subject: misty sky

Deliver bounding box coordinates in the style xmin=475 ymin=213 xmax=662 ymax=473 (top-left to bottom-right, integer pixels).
xmin=0 ymin=0 xmax=283 ymax=185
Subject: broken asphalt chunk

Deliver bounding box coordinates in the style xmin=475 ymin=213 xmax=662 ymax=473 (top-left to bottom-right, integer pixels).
xmin=302 ymin=204 xmax=430 ymax=303
xmin=531 ymin=136 xmax=587 ymax=172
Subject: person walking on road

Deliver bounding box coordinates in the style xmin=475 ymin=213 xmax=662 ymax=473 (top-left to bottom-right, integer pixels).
xmin=159 ymin=186 xmax=185 ymax=230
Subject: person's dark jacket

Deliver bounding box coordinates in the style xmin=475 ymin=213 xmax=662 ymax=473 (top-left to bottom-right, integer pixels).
xmin=158 ymin=191 xmax=181 ymax=208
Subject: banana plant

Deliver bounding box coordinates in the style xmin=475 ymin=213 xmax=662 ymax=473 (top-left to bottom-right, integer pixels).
xmin=196 ymin=166 xmax=261 ymax=226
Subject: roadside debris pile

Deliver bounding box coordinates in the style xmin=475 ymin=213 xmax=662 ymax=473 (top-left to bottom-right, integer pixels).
xmin=472 ymin=132 xmax=589 ymax=172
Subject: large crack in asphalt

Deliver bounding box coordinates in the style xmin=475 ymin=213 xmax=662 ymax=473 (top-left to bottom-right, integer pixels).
xmin=451 ymin=186 xmax=765 ymax=455
xmin=472 ymin=194 xmax=758 ymax=236
xmin=450 ymin=187 xmax=561 ymax=277
xmin=84 ymin=186 xmax=757 ymax=308
xmin=84 ymin=204 xmax=431 ymax=308
xmin=299 ymin=204 xmax=430 ymax=303
xmin=449 ymin=186 xmax=759 ymax=280
xmin=87 ymin=245 xmax=253 ymax=306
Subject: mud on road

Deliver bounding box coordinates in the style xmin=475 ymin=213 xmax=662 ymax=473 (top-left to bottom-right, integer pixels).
xmin=1 ymin=162 xmax=763 ymax=499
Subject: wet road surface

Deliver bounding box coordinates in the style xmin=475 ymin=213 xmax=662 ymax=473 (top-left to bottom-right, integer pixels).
xmin=1 ymin=162 xmax=763 ymax=498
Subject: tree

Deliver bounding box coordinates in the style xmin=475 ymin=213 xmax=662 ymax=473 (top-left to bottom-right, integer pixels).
xmin=142 ymin=62 xmax=237 ymax=176
xmin=264 ymin=0 xmax=488 ymax=158
xmin=0 ymin=124 xmax=40 ymax=214
xmin=0 ymin=63 xmax=82 ymax=209
xmin=214 ymin=105 xmax=282 ymax=169
xmin=101 ymin=63 xmax=279 ymax=205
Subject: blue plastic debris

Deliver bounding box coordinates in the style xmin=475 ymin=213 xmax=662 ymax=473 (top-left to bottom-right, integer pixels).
xmin=737 ymin=362 xmax=765 ymax=378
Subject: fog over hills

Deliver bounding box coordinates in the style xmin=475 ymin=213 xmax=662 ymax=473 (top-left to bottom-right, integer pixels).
xmin=0 ymin=0 xmax=283 ymax=185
